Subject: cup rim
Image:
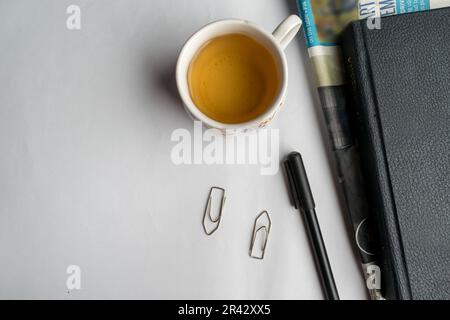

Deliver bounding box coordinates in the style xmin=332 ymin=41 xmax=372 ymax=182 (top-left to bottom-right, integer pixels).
xmin=176 ymin=18 xmax=288 ymax=131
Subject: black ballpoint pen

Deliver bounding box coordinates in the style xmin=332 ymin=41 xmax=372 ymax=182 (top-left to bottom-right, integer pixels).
xmin=284 ymin=152 xmax=340 ymax=300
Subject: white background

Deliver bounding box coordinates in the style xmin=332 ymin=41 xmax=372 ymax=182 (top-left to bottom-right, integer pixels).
xmin=0 ymin=0 xmax=367 ymax=299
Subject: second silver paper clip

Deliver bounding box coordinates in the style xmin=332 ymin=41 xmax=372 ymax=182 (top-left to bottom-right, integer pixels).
xmin=249 ymin=210 xmax=272 ymax=259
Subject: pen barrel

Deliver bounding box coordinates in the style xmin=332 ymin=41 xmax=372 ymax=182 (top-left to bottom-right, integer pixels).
xmin=303 ymin=208 xmax=340 ymax=300
xmin=285 ymin=151 xmax=339 ymax=300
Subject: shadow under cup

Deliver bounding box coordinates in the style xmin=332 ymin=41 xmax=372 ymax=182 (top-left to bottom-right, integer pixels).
xmin=176 ymin=20 xmax=288 ymax=132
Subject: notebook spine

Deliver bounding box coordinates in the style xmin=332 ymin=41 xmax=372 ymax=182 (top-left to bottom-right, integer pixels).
xmin=341 ymin=22 xmax=411 ymax=300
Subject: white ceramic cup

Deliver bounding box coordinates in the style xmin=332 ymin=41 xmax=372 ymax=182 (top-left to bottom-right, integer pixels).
xmin=176 ymin=15 xmax=302 ymax=134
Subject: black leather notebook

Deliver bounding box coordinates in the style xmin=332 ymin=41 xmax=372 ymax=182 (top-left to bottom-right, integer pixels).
xmin=341 ymin=8 xmax=450 ymax=300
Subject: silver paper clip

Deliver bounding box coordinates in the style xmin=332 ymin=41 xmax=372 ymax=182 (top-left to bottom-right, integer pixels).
xmin=249 ymin=210 xmax=272 ymax=259
xmin=202 ymin=186 xmax=226 ymax=235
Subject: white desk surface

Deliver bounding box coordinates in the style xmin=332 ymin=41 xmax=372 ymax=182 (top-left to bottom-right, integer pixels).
xmin=0 ymin=0 xmax=367 ymax=299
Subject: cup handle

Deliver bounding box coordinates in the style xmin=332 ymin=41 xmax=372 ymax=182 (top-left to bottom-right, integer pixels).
xmin=272 ymin=15 xmax=302 ymax=50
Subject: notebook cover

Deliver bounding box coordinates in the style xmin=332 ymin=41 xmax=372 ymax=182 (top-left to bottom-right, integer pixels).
xmin=341 ymin=8 xmax=450 ymax=300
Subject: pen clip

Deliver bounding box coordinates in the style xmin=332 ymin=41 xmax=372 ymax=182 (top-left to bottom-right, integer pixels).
xmin=283 ymin=159 xmax=301 ymax=210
